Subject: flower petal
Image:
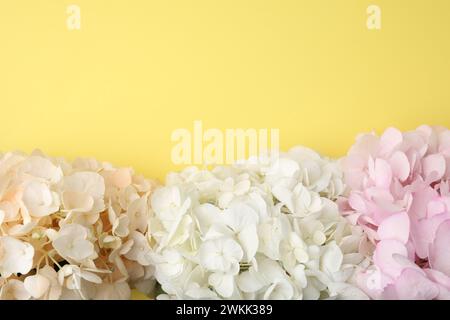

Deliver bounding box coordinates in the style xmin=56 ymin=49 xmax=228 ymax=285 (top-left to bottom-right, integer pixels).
xmin=389 ymin=151 xmax=410 ymax=181
xmin=429 ymin=220 xmax=450 ymax=277
xmin=209 ymin=273 xmax=235 ymax=298
xmin=378 ymin=212 xmax=410 ymax=244
xmin=24 ymin=274 xmax=50 ymax=299
xmin=373 ymin=239 xmax=408 ymax=279
xmin=422 ymin=154 xmax=446 ymax=182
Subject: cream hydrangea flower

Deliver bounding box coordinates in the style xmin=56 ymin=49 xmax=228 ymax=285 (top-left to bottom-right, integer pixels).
xmin=148 ymin=147 xmax=370 ymax=300
xmin=0 ymin=236 xmax=34 ymax=277
xmin=0 ymin=150 xmax=158 ymax=300
xmin=52 ymin=224 xmax=96 ymax=262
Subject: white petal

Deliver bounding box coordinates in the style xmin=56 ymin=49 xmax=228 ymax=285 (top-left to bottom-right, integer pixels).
xmin=321 ymin=242 xmax=343 ymax=274
xmin=238 ymin=225 xmax=258 ymax=262
xmin=24 ymin=274 xmax=50 ymax=299
xmin=238 ymin=268 xmax=265 ymax=293
xmin=209 ymin=273 xmax=235 ymax=298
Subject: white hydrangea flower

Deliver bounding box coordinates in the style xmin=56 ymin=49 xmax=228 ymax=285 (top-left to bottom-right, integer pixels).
xmin=0 ymin=151 xmax=158 ymax=300
xmin=148 ymin=146 xmax=370 ymax=300
xmin=198 ymin=238 xmax=243 ymax=274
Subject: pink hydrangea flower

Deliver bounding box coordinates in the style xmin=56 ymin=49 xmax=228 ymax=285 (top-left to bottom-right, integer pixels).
xmin=339 ymin=125 xmax=450 ymax=299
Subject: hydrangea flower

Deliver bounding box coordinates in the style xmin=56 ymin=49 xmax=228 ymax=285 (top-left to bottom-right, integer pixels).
xmin=149 ymin=147 xmax=369 ymax=300
xmin=339 ymin=126 xmax=450 ymax=299
xmin=0 ymin=150 xmax=158 ymax=300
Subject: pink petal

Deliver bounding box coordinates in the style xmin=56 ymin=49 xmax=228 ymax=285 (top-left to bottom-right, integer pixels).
xmin=411 ymin=213 xmax=450 ymax=259
xmin=417 ymin=125 xmax=433 ymax=137
xmin=422 ymin=154 xmax=446 ymax=183
xmin=380 ymin=127 xmax=403 ymax=156
xmin=423 ymin=269 xmax=450 ymax=299
xmin=356 ymin=267 xmax=392 ymax=299
xmin=408 ymin=185 xmax=438 ymax=220
xmin=424 ymin=268 xmax=450 ymax=290
xmin=382 ymin=283 xmax=399 ymax=300
xmin=378 ymin=212 xmax=410 ymax=244
xmin=337 ymin=197 xmax=353 ymax=212
xmin=392 ymin=252 xmax=423 ymax=271
xmin=427 ymin=200 xmax=447 ymax=218
xmin=387 ymin=268 xmax=439 ymax=300
xmin=350 ymin=133 xmax=380 ymax=158
xmin=435 ymin=285 xmax=450 ymax=299
xmin=344 ymin=170 xmax=366 ymax=191
xmin=373 ymin=159 xmax=392 ymax=189
xmin=366 ymin=187 xmax=394 ymax=203
xmin=373 ymin=239 xmax=408 ymax=279
xmin=343 ymin=153 xmax=369 ymax=190
xmin=404 ymin=131 xmax=428 ymax=158
xmin=348 ymin=192 xmax=367 ymax=213
xmin=438 ymin=130 xmax=450 ymax=155
xmin=368 ymin=191 xmax=400 ymax=225
xmin=429 ymin=220 xmax=450 ymax=277
xmin=446 ymin=158 xmax=450 ymax=180
xmin=359 ymin=213 xmax=377 ymax=226
xmin=440 ymin=181 xmax=450 ymax=196
xmin=344 ymin=154 xmax=367 ymax=171
xmin=372 ymin=195 xmax=403 ymax=215
xmin=389 ymin=151 xmax=410 ymax=182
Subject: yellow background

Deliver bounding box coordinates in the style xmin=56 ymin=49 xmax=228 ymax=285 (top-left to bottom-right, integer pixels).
xmin=1 ymin=0 xmax=449 ymax=182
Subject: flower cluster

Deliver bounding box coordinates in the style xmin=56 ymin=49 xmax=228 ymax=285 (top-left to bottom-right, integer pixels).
xmin=148 ymin=147 xmax=369 ymax=300
xmin=0 ymin=150 xmax=157 ymax=300
xmin=339 ymin=126 xmax=450 ymax=299
xmin=4 ymin=124 xmax=448 ymax=300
